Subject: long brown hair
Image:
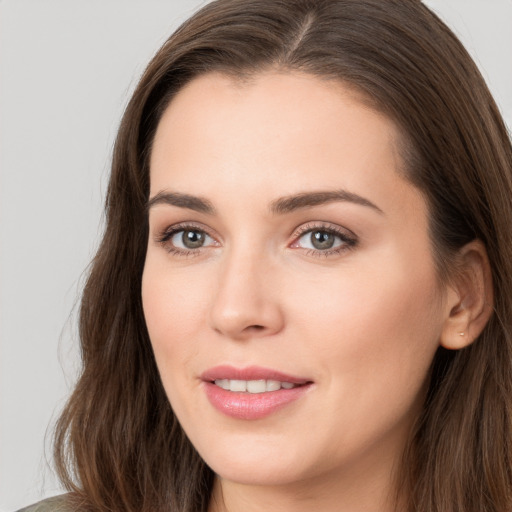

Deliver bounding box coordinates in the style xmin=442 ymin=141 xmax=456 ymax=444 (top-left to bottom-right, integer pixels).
xmin=54 ymin=1 xmax=512 ymax=511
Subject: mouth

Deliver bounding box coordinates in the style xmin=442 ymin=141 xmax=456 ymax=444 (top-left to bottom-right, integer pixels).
xmin=201 ymin=365 xmax=313 ymax=420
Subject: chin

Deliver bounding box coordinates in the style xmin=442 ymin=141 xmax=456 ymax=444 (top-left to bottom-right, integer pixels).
xmin=191 ymin=431 xmax=317 ymax=486
xmin=209 ymin=457 xmax=308 ymax=487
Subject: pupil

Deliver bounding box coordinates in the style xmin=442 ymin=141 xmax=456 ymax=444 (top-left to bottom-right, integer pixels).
xmin=311 ymin=231 xmax=334 ymax=250
xmin=182 ymin=230 xmax=205 ymax=249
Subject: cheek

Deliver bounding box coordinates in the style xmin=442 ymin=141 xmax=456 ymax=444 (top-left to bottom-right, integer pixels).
xmin=141 ymin=259 xmax=212 ymax=372
xmin=272 ymin=256 xmax=442 ymax=462
xmin=285 ymin=250 xmax=443 ymax=402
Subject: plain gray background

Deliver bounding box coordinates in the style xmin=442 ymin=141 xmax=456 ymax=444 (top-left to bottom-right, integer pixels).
xmin=1 ymin=1 xmax=511 ymax=510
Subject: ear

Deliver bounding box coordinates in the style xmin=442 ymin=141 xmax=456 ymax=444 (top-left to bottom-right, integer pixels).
xmin=440 ymin=240 xmax=494 ymax=350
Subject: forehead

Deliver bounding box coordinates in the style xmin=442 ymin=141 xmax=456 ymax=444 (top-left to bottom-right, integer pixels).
xmin=150 ymin=71 xmax=404 ymax=187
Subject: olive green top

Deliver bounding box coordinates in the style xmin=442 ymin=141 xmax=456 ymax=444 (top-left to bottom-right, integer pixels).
xmin=16 ymin=495 xmax=73 ymax=512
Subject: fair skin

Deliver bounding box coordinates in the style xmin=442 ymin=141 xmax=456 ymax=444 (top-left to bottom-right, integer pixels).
xmin=142 ymin=71 xmax=492 ymax=512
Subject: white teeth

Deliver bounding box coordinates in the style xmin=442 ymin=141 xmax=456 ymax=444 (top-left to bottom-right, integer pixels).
xmin=213 ymin=379 xmax=299 ymax=393
xmin=215 ymin=379 xmax=230 ymax=390
xmin=246 ymin=380 xmax=266 ymax=393
xmin=266 ymin=380 xmax=281 ymax=391
xmin=230 ymin=380 xmax=247 ymax=392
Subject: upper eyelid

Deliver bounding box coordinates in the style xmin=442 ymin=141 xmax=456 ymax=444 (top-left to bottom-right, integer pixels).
xmin=154 ymin=221 xmax=217 ymax=240
xmin=292 ymin=221 xmax=356 ymax=239
xmin=155 ymin=220 xmax=352 ymax=235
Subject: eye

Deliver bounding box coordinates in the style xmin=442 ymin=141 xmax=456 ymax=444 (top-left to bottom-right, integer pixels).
xmin=171 ymin=229 xmax=213 ymax=250
xmin=156 ymin=224 xmax=218 ymax=255
xmin=302 ymin=230 xmax=340 ymax=250
xmin=292 ymin=224 xmax=357 ymax=255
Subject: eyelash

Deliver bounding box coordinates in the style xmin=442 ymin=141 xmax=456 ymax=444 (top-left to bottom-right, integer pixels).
xmin=291 ymin=222 xmax=358 ymax=257
xmin=155 ymin=222 xmax=215 ymax=257
xmin=155 ymin=222 xmax=358 ymax=258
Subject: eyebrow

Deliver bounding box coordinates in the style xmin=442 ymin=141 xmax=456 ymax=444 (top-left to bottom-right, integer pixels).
xmin=270 ymin=190 xmax=384 ymax=215
xmin=146 ymin=189 xmax=383 ymax=216
xmin=146 ymin=191 xmax=215 ymax=214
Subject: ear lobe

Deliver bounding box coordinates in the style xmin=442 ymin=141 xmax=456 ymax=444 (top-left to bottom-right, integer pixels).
xmin=440 ymin=240 xmax=494 ymax=350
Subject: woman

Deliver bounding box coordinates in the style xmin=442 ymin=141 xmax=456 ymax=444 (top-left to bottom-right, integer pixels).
xmin=20 ymin=0 xmax=512 ymax=511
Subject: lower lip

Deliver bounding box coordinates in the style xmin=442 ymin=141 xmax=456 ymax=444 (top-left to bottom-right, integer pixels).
xmin=203 ymin=382 xmax=312 ymax=420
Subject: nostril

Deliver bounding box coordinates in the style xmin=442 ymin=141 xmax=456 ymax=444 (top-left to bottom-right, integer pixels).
xmin=247 ymin=325 xmax=265 ymax=331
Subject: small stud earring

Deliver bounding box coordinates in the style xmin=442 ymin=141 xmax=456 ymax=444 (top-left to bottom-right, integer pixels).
xmin=458 ymin=332 xmax=465 ymax=336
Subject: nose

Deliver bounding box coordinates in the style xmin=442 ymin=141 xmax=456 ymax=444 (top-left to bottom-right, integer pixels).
xmin=209 ymin=249 xmax=285 ymax=340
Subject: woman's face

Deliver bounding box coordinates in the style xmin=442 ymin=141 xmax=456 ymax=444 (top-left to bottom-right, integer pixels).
xmin=142 ymin=72 xmax=448 ymax=493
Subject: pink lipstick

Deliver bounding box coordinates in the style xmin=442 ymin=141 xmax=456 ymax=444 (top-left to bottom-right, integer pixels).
xmin=201 ymin=365 xmax=313 ymax=420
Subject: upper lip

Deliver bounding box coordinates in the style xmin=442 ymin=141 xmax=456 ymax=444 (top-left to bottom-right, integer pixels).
xmin=201 ymin=365 xmax=311 ymax=385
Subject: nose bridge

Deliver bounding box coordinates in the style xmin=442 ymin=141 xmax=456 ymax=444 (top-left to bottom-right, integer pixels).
xmin=209 ymin=239 xmax=283 ymax=339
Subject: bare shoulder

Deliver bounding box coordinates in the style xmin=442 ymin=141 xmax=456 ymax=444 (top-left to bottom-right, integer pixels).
xmin=16 ymin=495 xmax=76 ymax=512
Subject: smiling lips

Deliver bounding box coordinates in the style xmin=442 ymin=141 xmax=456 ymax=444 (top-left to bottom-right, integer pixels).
xmin=201 ymin=365 xmax=313 ymax=420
